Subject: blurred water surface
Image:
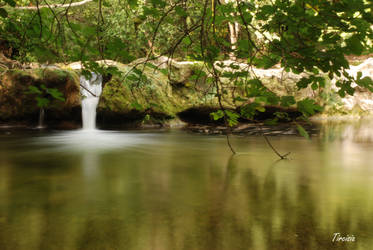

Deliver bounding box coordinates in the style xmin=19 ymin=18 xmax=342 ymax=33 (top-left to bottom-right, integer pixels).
xmin=0 ymin=121 xmax=373 ymax=250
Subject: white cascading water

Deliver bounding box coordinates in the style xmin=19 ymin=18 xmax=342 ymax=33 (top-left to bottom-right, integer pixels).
xmin=36 ymin=108 xmax=45 ymax=129
xmin=80 ymin=72 xmax=103 ymax=130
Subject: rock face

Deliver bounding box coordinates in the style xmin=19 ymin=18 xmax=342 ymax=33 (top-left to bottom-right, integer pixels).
xmin=215 ymin=58 xmax=373 ymax=115
xmin=1 ymin=57 xmax=373 ymax=128
xmin=95 ymin=60 xmax=217 ymax=127
xmin=0 ymin=60 xmax=217 ymax=128
xmin=94 ymin=57 xmax=373 ymax=125
xmin=0 ymin=68 xmax=81 ymax=125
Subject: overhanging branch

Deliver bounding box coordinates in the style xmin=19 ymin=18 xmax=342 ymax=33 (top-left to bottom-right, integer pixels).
xmin=16 ymin=0 xmax=93 ymax=10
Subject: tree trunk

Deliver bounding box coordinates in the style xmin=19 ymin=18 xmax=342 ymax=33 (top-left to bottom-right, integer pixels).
xmin=220 ymin=0 xmax=240 ymax=61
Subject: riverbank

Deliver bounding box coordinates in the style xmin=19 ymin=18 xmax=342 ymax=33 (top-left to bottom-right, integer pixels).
xmin=1 ymin=57 xmax=373 ymax=131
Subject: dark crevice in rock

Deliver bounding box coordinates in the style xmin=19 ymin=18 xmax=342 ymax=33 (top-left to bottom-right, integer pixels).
xmin=251 ymin=106 xmax=302 ymax=121
xmin=177 ymin=106 xmax=223 ymax=125
xmin=178 ymin=105 xmax=303 ymax=126
xmin=96 ymin=109 xmax=173 ymax=129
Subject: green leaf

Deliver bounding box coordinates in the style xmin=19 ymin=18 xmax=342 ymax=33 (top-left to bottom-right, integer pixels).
xmin=261 ymin=5 xmax=275 ymax=15
xmin=206 ymin=45 xmax=219 ymax=62
xmin=211 ymin=110 xmax=224 ymax=121
xmin=27 ymin=86 xmax=42 ymax=95
xmin=356 ymin=76 xmax=373 ymax=92
xmin=234 ymin=96 xmax=247 ymax=102
xmin=297 ymin=125 xmax=310 ymax=139
xmin=175 ymin=6 xmax=187 ymax=17
xmin=336 ymin=79 xmax=355 ymax=97
xmin=240 ymin=103 xmax=260 ymax=119
xmin=131 ymin=102 xmax=143 ymax=111
xmin=36 ymin=97 xmax=50 ymax=108
xmin=280 ymin=96 xmax=296 ymax=107
xmin=81 ymin=69 xmax=92 ymax=80
xmin=311 ymin=83 xmax=318 ymax=90
xmin=182 ymin=36 xmax=192 ymax=46
xmin=4 ymin=0 xmax=16 ymax=7
xmin=317 ymin=77 xmax=326 ymax=88
xmin=257 ymin=5 xmax=275 ymax=20
xmin=105 ymin=37 xmax=131 ymax=60
xmin=297 ymin=98 xmax=322 ymax=117
xmin=274 ymin=112 xmax=289 ymax=121
xmin=346 ymin=35 xmax=364 ymax=55
xmin=256 ymin=106 xmax=265 ymax=112
xmin=264 ymin=118 xmax=278 ymax=125
xmin=159 ymin=68 xmax=168 ymax=75
xmin=357 ymin=71 xmax=362 ymax=80
xmin=150 ymin=0 xmax=166 ymax=8
xmin=106 ymin=66 xmax=121 ymax=77
xmin=255 ymin=96 xmax=267 ymax=104
xmin=149 ymin=102 xmax=160 ymax=108
xmin=0 ymin=8 xmax=8 ymax=18
xmin=47 ymin=88 xmax=65 ymax=101
xmin=225 ymin=110 xmax=239 ymax=126
xmin=254 ymin=56 xmax=278 ymax=69
xmin=128 ymin=0 xmax=138 ymax=7
xmin=297 ymin=77 xmax=312 ymax=89
xmin=143 ymin=7 xmax=160 ymax=17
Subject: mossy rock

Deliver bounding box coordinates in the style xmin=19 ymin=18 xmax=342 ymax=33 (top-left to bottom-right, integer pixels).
xmin=0 ymin=68 xmax=80 ymax=122
xmin=97 ymin=62 xmax=217 ymax=126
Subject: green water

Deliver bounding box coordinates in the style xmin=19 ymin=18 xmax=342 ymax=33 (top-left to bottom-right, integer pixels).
xmin=0 ymin=121 xmax=373 ymax=250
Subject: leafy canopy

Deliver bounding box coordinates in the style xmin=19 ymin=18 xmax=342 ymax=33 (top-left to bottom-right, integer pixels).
xmin=1 ymin=0 xmax=373 ymax=138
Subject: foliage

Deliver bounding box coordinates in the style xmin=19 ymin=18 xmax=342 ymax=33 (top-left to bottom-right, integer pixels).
xmin=26 ymin=84 xmax=65 ymax=108
xmin=1 ymin=0 xmax=373 ymax=138
xmin=0 ymin=0 xmax=16 ymax=18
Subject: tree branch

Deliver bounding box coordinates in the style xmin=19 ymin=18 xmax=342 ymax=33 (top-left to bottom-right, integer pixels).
xmin=16 ymin=0 xmax=93 ymax=10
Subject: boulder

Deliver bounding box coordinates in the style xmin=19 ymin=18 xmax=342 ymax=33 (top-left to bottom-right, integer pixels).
xmin=96 ymin=61 xmax=216 ymax=127
xmin=0 ymin=68 xmax=81 ymax=124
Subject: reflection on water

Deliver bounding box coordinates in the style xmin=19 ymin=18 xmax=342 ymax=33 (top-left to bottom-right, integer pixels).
xmin=320 ymin=117 xmax=373 ymax=143
xmin=35 ymin=130 xmax=159 ymax=152
xmin=0 ymin=122 xmax=373 ymax=250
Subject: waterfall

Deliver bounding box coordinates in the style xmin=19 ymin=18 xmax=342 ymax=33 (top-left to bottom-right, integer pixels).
xmin=36 ymin=108 xmax=45 ymax=129
xmin=80 ymin=72 xmax=102 ymax=130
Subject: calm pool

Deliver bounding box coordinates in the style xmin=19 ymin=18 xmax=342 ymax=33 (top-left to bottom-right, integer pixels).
xmin=0 ymin=121 xmax=373 ymax=249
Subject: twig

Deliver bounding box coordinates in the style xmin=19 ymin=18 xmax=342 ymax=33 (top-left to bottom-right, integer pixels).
xmin=16 ymin=0 xmax=93 ymax=9
xmin=225 ymin=132 xmax=236 ymax=154
xmin=263 ymin=135 xmax=290 ymax=159
xmin=255 ymin=121 xmax=290 ymax=159
xmin=209 ymin=0 xmax=236 ymax=155
xmin=80 ymin=84 xmax=98 ymax=97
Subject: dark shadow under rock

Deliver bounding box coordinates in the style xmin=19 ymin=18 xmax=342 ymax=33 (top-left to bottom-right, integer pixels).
xmin=96 ymin=109 xmax=174 ymax=129
xmin=178 ymin=105 xmax=303 ymax=126
xmin=177 ymin=106 xmax=224 ymax=125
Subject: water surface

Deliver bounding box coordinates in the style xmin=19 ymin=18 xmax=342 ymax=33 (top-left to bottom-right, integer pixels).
xmin=0 ymin=122 xmax=373 ymax=250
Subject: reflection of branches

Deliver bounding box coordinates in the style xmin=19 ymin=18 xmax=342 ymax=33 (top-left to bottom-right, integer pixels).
xmin=223 ymin=154 xmax=237 ymax=192
xmin=264 ymin=135 xmax=290 ymax=159
xmin=263 ymin=158 xmax=287 ymax=186
xmin=226 ymin=155 xmax=286 ymax=189
xmin=201 ymin=0 xmax=236 ymax=154
xmin=253 ymin=120 xmax=291 ymax=159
